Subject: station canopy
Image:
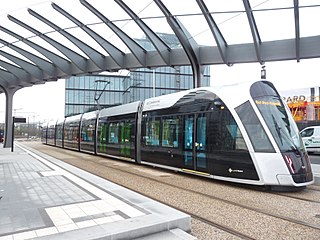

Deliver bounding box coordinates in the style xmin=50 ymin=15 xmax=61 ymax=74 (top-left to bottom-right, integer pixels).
xmin=1 ymin=0 xmax=320 ymax=91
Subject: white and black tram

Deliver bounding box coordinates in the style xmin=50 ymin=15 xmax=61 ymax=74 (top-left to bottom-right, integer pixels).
xmin=41 ymin=80 xmax=314 ymax=188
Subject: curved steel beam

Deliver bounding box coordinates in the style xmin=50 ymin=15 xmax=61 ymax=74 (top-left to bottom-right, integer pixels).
xmin=115 ymin=0 xmax=171 ymax=65
xmin=0 ymin=26 xmax=74 ymax=75
xmin=0 ymin=68 xmax=29 ymax=87
xmin=29 ymin=7 xmax=105 ymax=71
xmin=0 ymin=38 xmax=58 ymax=78
xmin=243 ymin=0 xmax=262 ymax=64
xmin=0 ymin=73 xmax=12 ymax=88
xmin=196 ymin=0 xmax=228 ymax=64
xmin=0 ymin=49 xmax=43 ymax=82
xmin=294 ymin=0 xmax=300 ymax=62
xmin=80 ymin=0 xmax=146 ymax=67
xmin=154 ymin=0 xmax=202 ymax=88
xmin=51 ymin=2 xmax=125 ymax=69
xmin=0 ymin=59 xmax=30 ymax=81
xmin=8 ymin=14 xmax=88 ymax=72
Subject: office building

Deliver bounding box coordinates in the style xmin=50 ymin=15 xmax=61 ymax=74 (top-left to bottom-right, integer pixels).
xmin=65 ymin=33 xmax=210 ymax=117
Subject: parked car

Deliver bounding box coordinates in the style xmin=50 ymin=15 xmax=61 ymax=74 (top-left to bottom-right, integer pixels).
xmin=300 ymin=126 xmax=320 ymax=153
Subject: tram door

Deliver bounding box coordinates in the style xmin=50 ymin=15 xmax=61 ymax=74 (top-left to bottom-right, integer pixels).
xmin=183 ymin=114 xmax=207 ymax=172
xmin=120 ymin=120 xmax=132 ymax=158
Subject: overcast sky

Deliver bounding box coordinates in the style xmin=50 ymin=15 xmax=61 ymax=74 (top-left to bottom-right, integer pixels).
xmin=0 ymin=0 xmax=320 ymax=123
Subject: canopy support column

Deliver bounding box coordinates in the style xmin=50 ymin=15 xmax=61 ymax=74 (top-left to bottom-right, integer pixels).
xmin=3 ymin=87 xmax=17 ymax=148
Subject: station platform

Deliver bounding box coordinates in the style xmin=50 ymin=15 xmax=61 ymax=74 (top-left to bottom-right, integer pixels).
xmin=0 ymin=143 xmax=194 ymax=240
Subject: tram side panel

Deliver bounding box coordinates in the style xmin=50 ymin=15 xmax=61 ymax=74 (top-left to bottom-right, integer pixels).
xmin=80 ymin=117 xmax=96 ymax=153
xmin=206 ymin=103 xmax=259 ymax=181
xmin=80 ymin=111 xmax=98 ymax=154
xmin=46 ymin=122 xmax=56 ymax=146
xmin=97 ymin=113 xmax=137 ymax=161
xmin=141 ymin=108 xmax=184 ymax=169
xmin=55 ymin=119 xmax=65 ymax=148
xmin=64 ymin=114 xmax=82 ymax=151
xmin=140 ymin=91 xmax=259 ymax=181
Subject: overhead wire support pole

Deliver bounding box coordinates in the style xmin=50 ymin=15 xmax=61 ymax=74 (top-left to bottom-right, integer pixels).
xmin=94 ymin=80 xmax=110 ymax=110
xmin=293 ymin=0 xmax=300 ymax=62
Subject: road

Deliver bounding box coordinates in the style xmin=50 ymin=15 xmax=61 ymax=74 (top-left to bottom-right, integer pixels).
xmin=310 ymin=154 xmax=320 ymax=164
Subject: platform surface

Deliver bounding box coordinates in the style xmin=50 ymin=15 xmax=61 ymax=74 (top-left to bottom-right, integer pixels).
xmin=0 ymin=143 xmax=193 ymax=240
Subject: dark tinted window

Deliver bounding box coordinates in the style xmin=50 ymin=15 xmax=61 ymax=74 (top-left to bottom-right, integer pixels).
xmin=207 ymin=105 xmax=248 ymax=152
xmin=251 ymin=81 xmax=305 ymax=153
xmin=162 ymin=117 xmax=179 ymax=148
xmin=236 ymin=101 xmax=275 ymax=152
xmin=81 ymin=119 xmax=95 ymax=142
xmin=108 ymin=122 xmax=119 ymax=144
xmin=250 ymin=81 xmax=278 ymax=98
xmin=145 ymin=118 xmax=160 ymax=146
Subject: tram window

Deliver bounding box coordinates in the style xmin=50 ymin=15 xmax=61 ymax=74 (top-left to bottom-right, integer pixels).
xmin=56 ymin=125 xmax=63 ymax=140
xmin=184 ymin=116 xmax=193 ymax=150
xmin=81 ymin=120 xmax=95 ymax=142
xmin=145 ymin=118 xmax=160 ymax=146
xmin=64 ymin=129 xmax=69 ymax=140
xmin=98 ymin=122 xmax=108 ymax=143
xmin=197 ymin=116 xmax=206 ymax=151
xmin=225 ymin=124 xmax=247 ymax=151
xmin=207 ymin=109 xmax=248 ymax=152
xmin=72 ymin=127 xmax=78 ymax=141
xmin=120 ymin=121 xmax=132 ymax=143
xmin=235 ymin=101 xmax=275 ymax=153
xmin=162 ymin=118 xmax=179 ymax=148
xmin=108 ymin=122 xmax=119 ymax=144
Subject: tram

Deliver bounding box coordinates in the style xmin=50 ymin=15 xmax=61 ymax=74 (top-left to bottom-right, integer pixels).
xmin=41 ymin=80 xmax=314 ymax=188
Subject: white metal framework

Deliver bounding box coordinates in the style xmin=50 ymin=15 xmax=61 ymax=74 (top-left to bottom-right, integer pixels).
xmin=1 ymin=0 xmax=320 ymax=147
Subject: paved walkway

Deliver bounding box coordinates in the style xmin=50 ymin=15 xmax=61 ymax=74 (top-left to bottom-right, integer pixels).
xmin=0 ymin=143 xmax=193 ymax=240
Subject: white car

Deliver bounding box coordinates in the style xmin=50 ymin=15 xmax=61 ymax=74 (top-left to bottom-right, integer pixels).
xmin=300 ymin=126 xmax=320 ymax=153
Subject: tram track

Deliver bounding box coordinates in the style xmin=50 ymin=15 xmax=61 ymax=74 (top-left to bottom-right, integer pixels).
xmin=24 ymin=143 xmax=320 ymax=239
xmin=308 ymin=185 xmax=320 ymax=192
xmin=98 ymin=161 xmax=320 ymax=232
xmin=273 ymin=191 xmax=320 ymax=204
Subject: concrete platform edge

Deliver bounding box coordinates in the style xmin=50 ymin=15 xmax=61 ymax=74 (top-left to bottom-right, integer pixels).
xmin=15 ymin=143 xmax=193 ymax=240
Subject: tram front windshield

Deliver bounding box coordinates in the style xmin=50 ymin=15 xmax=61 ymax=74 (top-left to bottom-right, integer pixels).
xmin=251 ymin=82 xmax=305 ymax=154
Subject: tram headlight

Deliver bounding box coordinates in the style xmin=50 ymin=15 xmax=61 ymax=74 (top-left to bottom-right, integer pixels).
xmin=213 ymin=100 xmax=225 ymax=110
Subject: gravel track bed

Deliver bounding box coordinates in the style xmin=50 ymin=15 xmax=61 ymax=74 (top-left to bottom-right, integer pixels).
xmin=23 ymin=142 xmax=320 ymax=240
xmin=274 ymin=190 xmax=320 ymax=203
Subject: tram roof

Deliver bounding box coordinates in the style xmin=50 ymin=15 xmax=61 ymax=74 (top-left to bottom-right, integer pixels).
xmin=0 ymin=0 xmax=320 ymax=92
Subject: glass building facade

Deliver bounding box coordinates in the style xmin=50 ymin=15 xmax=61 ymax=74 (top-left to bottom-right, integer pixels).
xmin=65 ymin=33 xmax=211 ymax=117
xmin=65 ymin=74 xmax=127 ymax=117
